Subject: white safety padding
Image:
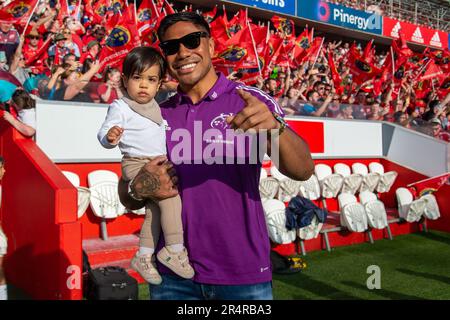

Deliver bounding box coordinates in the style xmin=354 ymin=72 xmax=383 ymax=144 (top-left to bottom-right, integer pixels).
xmin=262 ymin=199 xmax=296 ymax=244
xmin=260 ymin=168 xmax=268 ymax=181
xmin=352 ymin=162 xmax=380 ymax=193
xmin=315 ymin=164 xmax=343 ymax=198
xmin=63 ymin=170 xmax=91 ymax=219
xmin=338 ymin=193 xmax=368 ymax=232
xmin=359 ymin=191 xmax=388 ymax=229
xmin=270 ymin=165 xmax=288 ymax=181
xmin=421 ymin=194 xmax=441 ymax=220
xmin=298 ymin=174 xmax=321 ymax=200
xmin=278 ymin=179 xmax=303 ymax=202
xmin=259 ymin=177 xmax=280 ymax=200
xmin=88 ymin=170 xmax=126 ymax=219
xmin=396 ymin=188 xmax=425 ymax=222
xmin=369 ymin=162 xmax=398 ymax=193
xmin=297 ymin=215 xmax=323 ymax=240
xmin=334 ymin=163 xmax=363 ymax=195
xmin=62 ymin=170 xmax=80 ymax=187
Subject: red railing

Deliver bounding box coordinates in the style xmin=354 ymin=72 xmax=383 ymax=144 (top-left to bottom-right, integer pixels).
xmin=0 ymin=120 xmax=82 ymax=300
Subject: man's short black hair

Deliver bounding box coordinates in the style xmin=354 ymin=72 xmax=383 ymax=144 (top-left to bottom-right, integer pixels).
xmin=157 ymin=12 xmax=210 ymax=41
xmin=122 ymin=46 xmax=166 ymax=80
xmin=0 ymin=156 xmax=3 ymax=165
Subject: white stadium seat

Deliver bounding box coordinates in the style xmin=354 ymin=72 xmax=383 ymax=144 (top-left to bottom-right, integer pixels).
xmin=359 ymin=191 xmax=389 ymax=229
xmin=270 ymin=165 xmax=288 ymax=181
xmin=88 ymin=170 xmax=126 ymax=240
xmin=338 ymin=193 xmax=368 ymax=232
xmin=298 ymin=174 xmax=321 ymax=200
xmin=260 ymin=168 xmax=268 ymax=181
xmin=368 ymin=162 xmax=398 ymax=193
xmin=352 ymin=162 xmax=380 ymax=193
xmin=297 ymin=215 xmax=323 ymax=240
xmin=259 ymin=177 xmax=280 ymax=200
xmin=278 ymin=179 xmax=303 ymax=202
xmin=62 ymin=170 xmax=91 ymax=219
xmin=315 ymin=164 xmax=344 ymax=198
xmin=421 ymin=194 xmax=441 ymax=220
xmin=334 ymin=163 xmax=363 ymax=195
xmin=262 ymin=199 xmax=296 ymax=244
xmin=396 ymin=188 xmax=425 ymax=223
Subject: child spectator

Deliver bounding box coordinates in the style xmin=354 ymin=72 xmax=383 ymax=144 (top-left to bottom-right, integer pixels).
xmin=97 ymin=47 xmax=195 ymax=285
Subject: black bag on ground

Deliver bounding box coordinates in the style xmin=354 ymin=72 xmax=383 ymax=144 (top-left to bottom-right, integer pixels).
xmin=86 ymin=266 xmax=138 ymax=300
xmin=270 ymin=250 xmax=304 ymax=275
xmin=83 ymin=250 xmax=138 ymax=300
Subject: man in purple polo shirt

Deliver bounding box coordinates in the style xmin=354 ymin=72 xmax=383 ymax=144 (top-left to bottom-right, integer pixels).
xmin=119 ymin=12 xmax=314 ymax=300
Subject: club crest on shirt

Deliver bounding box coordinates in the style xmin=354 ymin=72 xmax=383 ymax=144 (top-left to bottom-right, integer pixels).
xmin=210 ymin=113 xmax=234 ymax=129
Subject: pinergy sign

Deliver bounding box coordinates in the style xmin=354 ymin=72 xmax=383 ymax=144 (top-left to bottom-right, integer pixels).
xmin=297 ymin=0 xmax=383 ymax=35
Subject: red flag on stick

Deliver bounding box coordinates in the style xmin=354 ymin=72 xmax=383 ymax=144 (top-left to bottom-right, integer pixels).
xmin=136 ymin=0 xmax=159 ymax=36
xmin=0 ymin=0 xmax=39 ymax=26
xmin=98 ymin=6 xmax=141 ymax=71
xmin=407 ymin=173 xmax=450 ymax=198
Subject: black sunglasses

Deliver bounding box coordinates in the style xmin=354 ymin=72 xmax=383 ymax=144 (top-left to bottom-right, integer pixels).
xmin=159 ymin=31 xmax=209 ymax=56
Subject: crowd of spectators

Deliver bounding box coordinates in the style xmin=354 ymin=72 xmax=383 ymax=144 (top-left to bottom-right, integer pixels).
xmin=0 ymin=0 xmax=449 ymax=143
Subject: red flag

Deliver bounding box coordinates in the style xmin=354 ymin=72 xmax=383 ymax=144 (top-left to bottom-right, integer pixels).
xmin=161 ymin=0 xmax=175 ymax=15
xmin=414 ymin=79 xmax=431 ymax=99
xmin=213 ymin=25 xmax=258 ymax=70
xmin=271 ymin=15 xmax=295 ymax=39
xmin=210 ymin=14 xmax=231 ymax=52
xmin=98 ymin=7 xmax=141 ymax=71
xmin=0 ymin=0 xmax=39 ymax=25
xmin=228 ymin=9 xmax=248 ymax=36
xmin=202 ymin=6 xmax=217 ymax=24
xmin=347 ymin=43 xmax=381 ymax=84
xmin=420 ymin=60 xmax=444 ymax=81
xmin=363 ymin=39 xmax=374 ymax=63
xmin=407 ymin=173 xmax=450 ymax=198
xmin=293 ymin=27 xmax=312 ymax=60
xmin=136 ymin=0 xmax=159 ymax=36
xmin=328 ymin=50 xmax=344 ymax=94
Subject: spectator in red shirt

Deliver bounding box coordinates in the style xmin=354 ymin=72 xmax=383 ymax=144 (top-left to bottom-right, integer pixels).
xmin=431 ymin=118 xmax=450 ymax=142
xmin=80 ymin=41 xmax=100 ymax=65
xmin=97 ymin=67 xmax=123 ymax=104
xmin=23 ymin=30 xmax=53 ymax=75
xmin=48 ymin=33 xmax=71 ymax=65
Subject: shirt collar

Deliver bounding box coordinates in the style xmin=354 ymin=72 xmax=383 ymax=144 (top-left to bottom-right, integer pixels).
xmin=175 ymin=72 xmax=228 ymax=105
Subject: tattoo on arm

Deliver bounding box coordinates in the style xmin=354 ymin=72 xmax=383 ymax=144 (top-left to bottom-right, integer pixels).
xmin=132 ymin=171 xmax=161 ymax=198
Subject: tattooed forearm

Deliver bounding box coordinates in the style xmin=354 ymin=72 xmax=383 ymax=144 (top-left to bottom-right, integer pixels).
xmin=131 ymin=170 xmax=161 ymax=199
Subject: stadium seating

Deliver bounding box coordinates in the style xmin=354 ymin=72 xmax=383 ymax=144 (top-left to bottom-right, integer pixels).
xmin=333 ymin=163 xmax=363 ymax=195
xmin=87 ymin=170 xmax=126 ymax=240
xmin=270 ymin=166 xmax=302 ymax=202
xmin=368 ymin=162 xmax=398 ymax=193
xmin=315 ymin=164 xmax=344 ymax=199
xmin=298 ymin=174 xmax=321 ymax=200
xmin=395 ymin=187 xmax=426 ymax=222
xmin=338 ymin=193 xmax=369 ymax=232
xmin=359 ymin=191 xmax=389 ymax=230
xmin=421 ymin=194 xmax=441 ymax=220
xmin=259 ymin=177 xmax=280 ymax=200
xmin=352 ymin=163 xmax=381 ymax=193
xmin=62 ymin=170 xmax=91 ymax=219
xmin=262 ymin=199 xmax=296 ymax=244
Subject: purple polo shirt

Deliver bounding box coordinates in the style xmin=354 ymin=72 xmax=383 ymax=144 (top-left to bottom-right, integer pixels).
xmin=157 ymin=73 xmax=285 ymax=285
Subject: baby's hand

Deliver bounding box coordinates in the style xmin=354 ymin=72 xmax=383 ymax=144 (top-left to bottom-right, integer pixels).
xmin=106 ymin=126 xmax=124 ymax=145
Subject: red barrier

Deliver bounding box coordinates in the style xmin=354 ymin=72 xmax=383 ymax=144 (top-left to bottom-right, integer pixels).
xmin=0 ymin=121 xmax=81 ymax=300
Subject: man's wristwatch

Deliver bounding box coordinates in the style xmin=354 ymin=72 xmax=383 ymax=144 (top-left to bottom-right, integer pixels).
xmin=128 ymin=178 xmax=144 ymax=201
xmin=272 ymin=112 xmax=288 ymax=135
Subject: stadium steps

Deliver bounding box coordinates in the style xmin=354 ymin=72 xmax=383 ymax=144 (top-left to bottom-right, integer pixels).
xmin=83 ymin=234 xmax=145 ymax=284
